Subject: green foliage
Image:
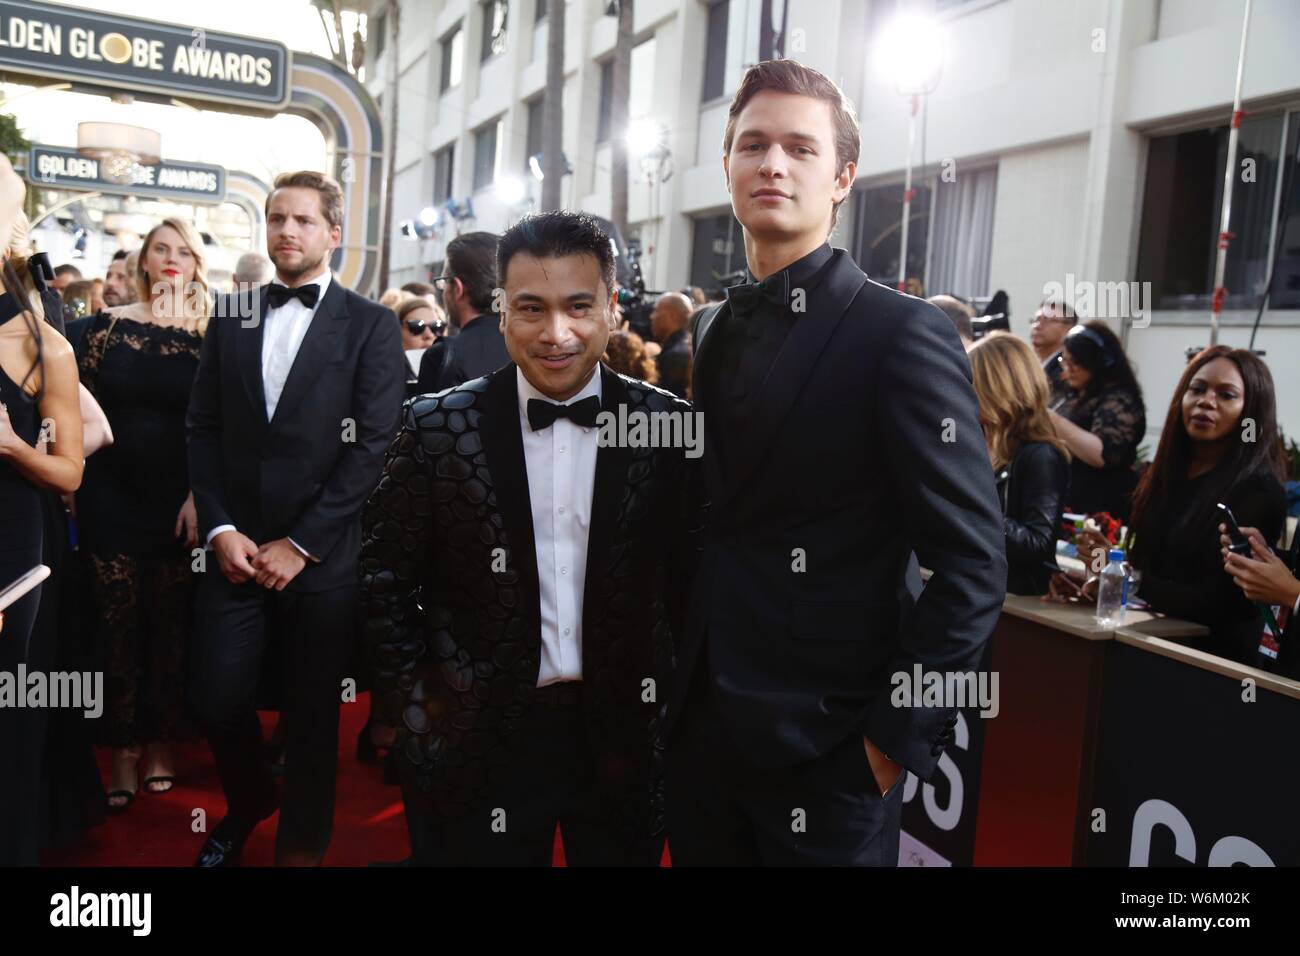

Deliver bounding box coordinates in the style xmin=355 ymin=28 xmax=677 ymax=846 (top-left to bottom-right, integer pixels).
xmin=0 ymin=112 xmax=30 ymax=163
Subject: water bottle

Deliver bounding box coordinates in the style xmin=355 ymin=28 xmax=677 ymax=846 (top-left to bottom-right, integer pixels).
xmin=1096 ymin=548 xmax=1129 ymax=629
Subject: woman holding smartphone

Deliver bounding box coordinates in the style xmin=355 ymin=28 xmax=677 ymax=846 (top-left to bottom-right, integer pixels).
xmin=0 ymin=197 xmax=85 ymax=866
xmin=1055 ymin=346 xmax=1286 ymax=664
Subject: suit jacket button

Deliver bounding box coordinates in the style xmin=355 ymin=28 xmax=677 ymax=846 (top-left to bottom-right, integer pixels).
xmin=930 ymin=744 xmax=943 ymax=757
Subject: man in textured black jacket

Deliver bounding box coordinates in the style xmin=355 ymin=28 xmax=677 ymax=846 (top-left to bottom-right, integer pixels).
xmin=361 ymin=211 xmax=693 ymax=865
xmin=664 ymin=59 xmax=1007 ymax=866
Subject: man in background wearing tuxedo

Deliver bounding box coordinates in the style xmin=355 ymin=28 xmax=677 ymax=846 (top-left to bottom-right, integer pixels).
xmin=664 ymin=60 xmax=1007 ymax=866
xmin=361 ymin=211 xmax=692 ymax=865
xmin=187 ymin=170 xmax=406 ymax=866
xmin=415 ymin=231 xmax=510 ymax=393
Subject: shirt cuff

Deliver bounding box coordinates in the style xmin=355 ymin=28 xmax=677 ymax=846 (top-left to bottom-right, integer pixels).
xmin=206 ymin=524 xmax=236 ymax=549
xmin=288 ymin=537 xmax=319 ymax=563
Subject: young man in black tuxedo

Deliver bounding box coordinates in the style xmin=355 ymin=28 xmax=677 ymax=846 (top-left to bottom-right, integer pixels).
xmin=664 ymin=59 xmax=1007 ymax=866
xmin=360 ymin=211 xmax=693 ymax=866
xmin=186 ymin=171 xmax=406 ymax=866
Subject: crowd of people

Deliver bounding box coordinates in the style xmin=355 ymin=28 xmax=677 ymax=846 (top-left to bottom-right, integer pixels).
xmin=0 ymin=55 xmax=1296 ymax=869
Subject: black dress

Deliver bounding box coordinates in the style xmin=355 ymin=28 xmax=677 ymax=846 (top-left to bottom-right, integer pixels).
xmin=75 ymin=313 xmax=203 ymax=746
xmin=0 ymin=306 xmax=45 ymax=866
xmin=1058 ymin=383 xmax=1145 ymax=521
xmin=1132 ymin=468 xmax=1286 ymax=665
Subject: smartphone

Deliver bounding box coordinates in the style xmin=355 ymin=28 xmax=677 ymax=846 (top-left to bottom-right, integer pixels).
xmin=1042 ymin=562 xmax=1084 ymax=595
xmin=0 ymin=565 xmax=50 ymax=613
xmin=1216 ymin=503 xmax=1253 ymax=557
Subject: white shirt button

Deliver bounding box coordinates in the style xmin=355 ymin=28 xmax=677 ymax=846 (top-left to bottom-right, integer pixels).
xmin=563 ymin=627 xmax=571 ymax=635
xmin=560 ymin=567 xmax=567 ymax=575
xmin=557 ymin=506 xmax=565 ymax=515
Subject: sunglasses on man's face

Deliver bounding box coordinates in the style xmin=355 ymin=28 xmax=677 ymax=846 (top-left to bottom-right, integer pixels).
xmin=406 ymin=318 xmax=446 ymax=335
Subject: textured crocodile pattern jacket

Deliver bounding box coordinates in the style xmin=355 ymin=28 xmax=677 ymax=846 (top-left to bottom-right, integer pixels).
xmin=359 ymin=363 xmax=695 ymax=843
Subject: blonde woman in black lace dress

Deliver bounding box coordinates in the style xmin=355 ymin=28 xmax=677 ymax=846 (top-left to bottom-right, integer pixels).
xmin=76 ymin=218 xmax=208 ymax=811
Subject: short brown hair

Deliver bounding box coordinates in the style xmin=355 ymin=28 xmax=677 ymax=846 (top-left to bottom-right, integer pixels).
xmin=267 ymin=170 xmax=344 ymax=229
xmin=722 ymin=59 xmax=860 ymax=232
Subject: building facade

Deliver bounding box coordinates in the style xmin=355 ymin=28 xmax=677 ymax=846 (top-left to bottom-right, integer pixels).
xmin=356 ymin=0 xmax=1300 ymax=446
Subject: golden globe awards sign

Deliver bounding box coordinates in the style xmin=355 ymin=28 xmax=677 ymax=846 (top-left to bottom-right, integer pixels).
xmin=27 ymin=144 xmax=227 ymax=204
xmin=0 ymin=1 xmax=289 ymax=109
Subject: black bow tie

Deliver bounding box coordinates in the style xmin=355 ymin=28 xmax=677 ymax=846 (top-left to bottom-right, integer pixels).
xmin=267 ymin=282 xmax=320 ymax=310
xmin=726 ymin=270 xmax=789 ymax=315
xmin=527 ymin=395 xmax=601 ymax=431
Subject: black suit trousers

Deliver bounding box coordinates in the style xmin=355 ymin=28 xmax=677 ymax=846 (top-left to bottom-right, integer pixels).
xmin=665 ymin=667 xmax=905 ymax=866
xmin=188 ymin=570 xmax=357 ymax=863
xmin=403 ymin=696 xmax=662 ymax=867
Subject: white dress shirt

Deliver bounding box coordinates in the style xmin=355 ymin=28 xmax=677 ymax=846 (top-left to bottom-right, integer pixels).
xmin=517 ymin=366 xmax=601 ymax=687
xmin=205 ymin=268 xmax=332 ymax=559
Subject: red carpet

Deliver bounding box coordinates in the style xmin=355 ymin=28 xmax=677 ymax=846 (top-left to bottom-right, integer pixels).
xmin=44 ymin=694 xmax=670 ymax=866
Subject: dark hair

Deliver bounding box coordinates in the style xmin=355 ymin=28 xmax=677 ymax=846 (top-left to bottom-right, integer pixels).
xmin=1062 ymin=319 xmax=1140 ymax=399
xmin=266 ymin=170 xmax=344 ymax=229
xmin=497 ymin=211 xmax=616 ymax=298
xmin=723 ymin=59 xmax=860 ymax=232
xmin=401 ymin=281 xmax=437 ymax=296
xmin=446 ymin=231 xmax=501 ymax=314
xmin=1130 ymin=346 xmax=1285 ymax=563
xmin=1039 ymin=299 xmax=1077 ymax=324
xmin=602 ymin=329 xmax=658 ymax=384
xmin=928 ymin=294 xmax=974 ymax=341
xmin=110 ymin=249 xmax=130 ymax=263
xmin=54 ymin=263 xmax=82 ymax=280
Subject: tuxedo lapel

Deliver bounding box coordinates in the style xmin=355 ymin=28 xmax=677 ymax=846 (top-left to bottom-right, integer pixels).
xmin=237 ymin=283 xmax=270 ymax=426
xmin=478 ymin=366 xmax=541 ymax=624
xmin=583 ymin=365 xmax=633 ymax=605
xmin=691 ymin=302 xmax=730 ymax=505
xmin=713 ymin=252 xmax=868 ymax=512
xmin=268 ymin=277 xmax=349 ymax=430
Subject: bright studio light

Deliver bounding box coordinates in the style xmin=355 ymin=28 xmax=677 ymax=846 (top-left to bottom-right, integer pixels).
xmin=875 ymin=13 xmax=944 ymax=96
xmin=625 ymin=119 xmax=664 ymax=158
xmin=418 ymin=206 xmax=438 ymax=226
xmin=494 ymin=175 xmax=526 ymax=205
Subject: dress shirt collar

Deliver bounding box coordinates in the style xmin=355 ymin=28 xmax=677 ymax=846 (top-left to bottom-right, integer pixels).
xmin=516 ymin=363 xmax=603 ymax=422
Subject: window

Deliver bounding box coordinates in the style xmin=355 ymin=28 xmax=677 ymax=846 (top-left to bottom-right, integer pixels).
xmin=473 ymin=118 xmax=502 ymax=192
xmin=371 ymin=11 xmax=386 ymax=62
xmin=1270 ymin=114 xmax=1300 ymax=309
xmin=596 ymin=60 xmax=614 ymax=143
xmin=927 ymin=166 xmax=997 ymax=300
xmin=525 ymin=96 xmax=545 ymax=173
xmin=440 ymin=25 xmax=464 ymax=92
xmin=689 ymin=212 xmax=746 ymax=297
xmin=758 ymin=0 xmax=787 ymax=62
xmin=535 ymin=0 xmax=547 ymax=24
xmin=433 ymin=144 xmax=455 ymax=204
xmin=702 ymin=0 xmax=728 ymax=102
xmin=851 ymin=181 xmax=932 ymax=292
xmin=481 ymin=0 xmax=509 ymax=62
xmin=1135 ymin=113 xmax=1286 ymax=311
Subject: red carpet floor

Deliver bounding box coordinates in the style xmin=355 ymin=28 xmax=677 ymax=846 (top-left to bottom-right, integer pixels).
xmin=44 ymin=694 xmax=669 ymax=867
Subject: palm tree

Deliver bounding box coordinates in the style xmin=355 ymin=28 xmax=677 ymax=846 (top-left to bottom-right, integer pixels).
xmin=377 ymin=0 xmax=399 ymax=288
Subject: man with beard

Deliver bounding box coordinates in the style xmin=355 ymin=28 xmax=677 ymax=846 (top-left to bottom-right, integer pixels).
xmin=186 ymin=170 xmax=405 ymax=866
xmin=102 ymin=250 xmax=136 ymax=307
xmin=414 ymin=231 xmax=509 ymax=393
